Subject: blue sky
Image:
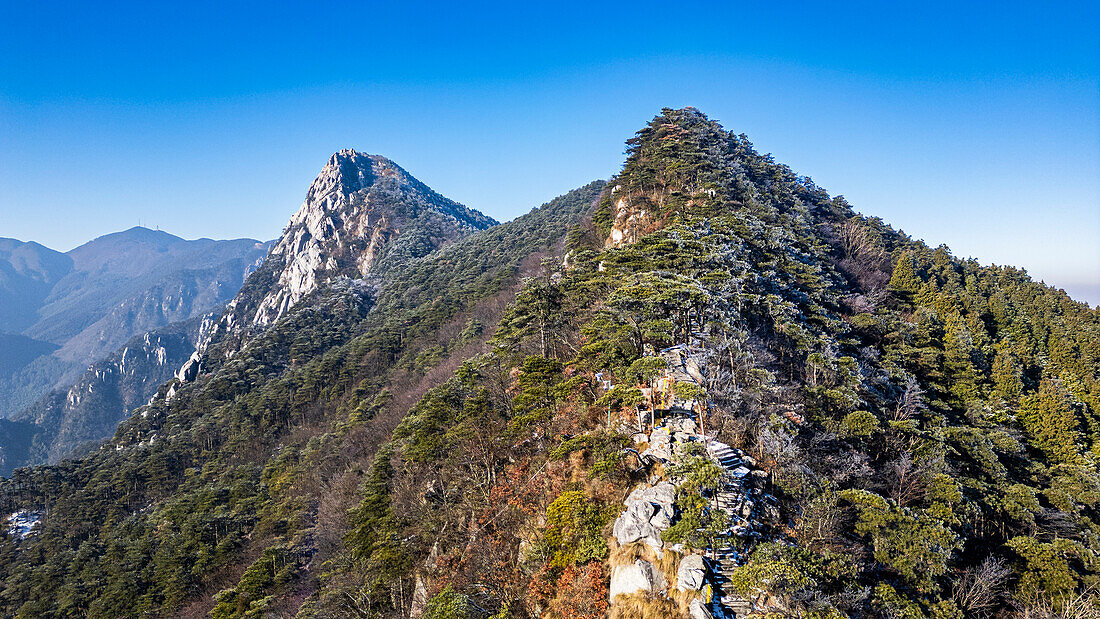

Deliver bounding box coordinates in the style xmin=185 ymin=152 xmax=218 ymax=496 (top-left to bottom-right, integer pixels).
xmin=1 ymin=1 xmax=1097 ymax=303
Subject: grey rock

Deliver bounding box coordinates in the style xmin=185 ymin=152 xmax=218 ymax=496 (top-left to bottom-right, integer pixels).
xmin=642 ymin=443 xmax=673 ymax=462
xmin=614 ymin=499 xmax=659 ymax=545
xmin=689 ymin=598 xmax=714 ymax=619
xmin=650 ymin=508 xmax=671 ymax=530
xmin=642 ymin=481 xmax=677 ymax=507
xmin=677 ymin=554 xmax=708 ymax=591
xmin=609 ymin=559 xmax=667 ymax=600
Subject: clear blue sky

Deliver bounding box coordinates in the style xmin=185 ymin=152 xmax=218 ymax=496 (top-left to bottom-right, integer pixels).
xmin=2 ymin=1 xmax=1097 ymax=303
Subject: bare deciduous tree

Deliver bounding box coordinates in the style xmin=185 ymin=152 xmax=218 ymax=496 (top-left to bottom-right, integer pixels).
xmin=952 ymin=556 xmax=1012 ymax=616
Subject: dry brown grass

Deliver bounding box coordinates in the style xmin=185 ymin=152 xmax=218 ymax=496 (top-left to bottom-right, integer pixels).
xmin=607 ymin=592 xmax=684 ymax=619
xmin=607 ymin=540 xmax=705 ymax=618
xmin=609 ymin=539 xmax=649 ymax=567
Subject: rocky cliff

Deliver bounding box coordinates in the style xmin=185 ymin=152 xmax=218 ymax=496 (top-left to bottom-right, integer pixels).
xmin=0 ymin=318 xmax=206 ymax=474
xmin=179 ymin=150 xmax=496 ymax=372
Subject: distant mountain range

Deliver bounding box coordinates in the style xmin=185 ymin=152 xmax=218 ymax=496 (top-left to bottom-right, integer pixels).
xmin=0 ymin=228 xmax=269 ymax=419
xmin=0 ymin=319 xmax=204 ymax=474
xmin=0 ymin=228 xmax=270 ymax=472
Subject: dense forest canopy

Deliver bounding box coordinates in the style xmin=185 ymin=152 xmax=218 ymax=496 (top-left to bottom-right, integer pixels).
xmin=1 ymin=108 xmax=1098 ymax=619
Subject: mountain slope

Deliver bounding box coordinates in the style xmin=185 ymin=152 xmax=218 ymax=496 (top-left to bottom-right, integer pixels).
xmin=0 ymin=318 xmax=208 ymax=475
xmin=197 ymin=150 xmax=497 ymax=363
xmin=0 ymin=228 xmax=269 ymax=418
xmin=0 ymin=238 xmax=72 ymax=333
xmin=0 ymin=164 xmax=599 ymax=616
xmin=1 ymin=110 xmax=1099 ymax=619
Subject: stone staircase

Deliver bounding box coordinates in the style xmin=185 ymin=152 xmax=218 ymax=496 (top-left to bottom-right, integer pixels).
xmin=620 ymin=346 xmax=776 ymax=619
xmin=704 ymin=440 xmax=756 ymax=618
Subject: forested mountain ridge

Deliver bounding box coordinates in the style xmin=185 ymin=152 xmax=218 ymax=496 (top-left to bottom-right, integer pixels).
xmin=1 ymin=108 xmax=1099 ymax=619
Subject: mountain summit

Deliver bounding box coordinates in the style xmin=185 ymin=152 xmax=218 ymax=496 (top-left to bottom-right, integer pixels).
xmin=197 ymin=150 xmax=496 ymax=363
xmin=255 ymin=150 xmax=495 ymax=326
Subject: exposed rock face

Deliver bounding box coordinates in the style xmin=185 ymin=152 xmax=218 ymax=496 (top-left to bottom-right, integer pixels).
xmin=604 ymin=185 xmax=655 ymax=248
xmin=689 ymin=598 xmax=714 ymax=619
xmin=249 ymin=150 xmax=495 ymax=328
xmin=641 ymin=426 xmax=674 ymax=462
xmin=609 ymin=559 xmax=667 ymax=600
xmin=0 ymin=319 xmax=205 ymax=474
xmin=186 ymin=150 xmax=496 ymax=369
xmin=614 ymin=480 xmax=677 ymax=550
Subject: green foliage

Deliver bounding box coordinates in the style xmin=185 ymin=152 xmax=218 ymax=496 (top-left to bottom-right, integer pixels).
xmin=1017 ymin=379 xmax=1085 ymax=464
xmin=1006 ymin=536 xmax=1085 ymax=601
xmin=839 ymin=410 xmax=879 ymax=438
xmin=211 ymin=544 xmax=299 ymax=619
xmin=730 ymin=543 xmax=858 ymax=604
xmin=888 ymin=251 xmax=922 ymax=304
xmin=661 ymin=455 xmax=729 ymax=549
xmin=841 ymin=489 xmax=960 ymax=592
xmin=423 ymin=585 xmax=470 ymax=619
xmin=538 ymin=490 xmax=610 ymax=568
xmin=673 ymin=381 xmax=705 ymax=401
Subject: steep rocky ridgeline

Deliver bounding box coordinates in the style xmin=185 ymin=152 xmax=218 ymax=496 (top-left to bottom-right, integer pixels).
xmin=607 ymin=341 xmax=780 ymax=618
xmin=190 ymin=149 xmax=497 ymax=366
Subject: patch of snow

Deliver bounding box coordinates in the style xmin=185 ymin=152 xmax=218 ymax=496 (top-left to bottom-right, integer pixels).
xmin=6 ymin=510 xmax=41 ymax=540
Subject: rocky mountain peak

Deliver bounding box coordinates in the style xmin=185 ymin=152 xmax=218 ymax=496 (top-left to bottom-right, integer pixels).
xmin=181 ymin=150 xmax=497 ymax=370
xmin=250 ymin=149 xmax=495 ymax=327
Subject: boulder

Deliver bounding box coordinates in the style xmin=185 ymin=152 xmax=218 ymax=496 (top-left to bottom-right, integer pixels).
xmin=176 ymin=351 xmax=202 ymax=382
xmin=618 ymin=481 xmax=677 ymax=546
xmin=641 ymin=481 xmax=677 ymax=508
xmin=609 ymin=559 xmax=668 ymax=601
xmin=668 ymin=418 xmax=698 ymax=434
xmin=614 ymin=500 xmax=658 ymax=545
xmin=649 ymin=508 xmax=671 ymax=530
xmin=641 ymin=443 xmax=673 ymax=462
xmin=677 ymin=554 xmax=708 ymax=591
xmin=689 ymin=598 xmax=714 ymax=619
xmin=651 ymin=427 xmax=671 ymax=444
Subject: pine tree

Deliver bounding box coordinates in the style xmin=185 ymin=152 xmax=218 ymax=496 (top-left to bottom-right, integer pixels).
xmin=887 ymin=251 xmax=922 ymax=306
